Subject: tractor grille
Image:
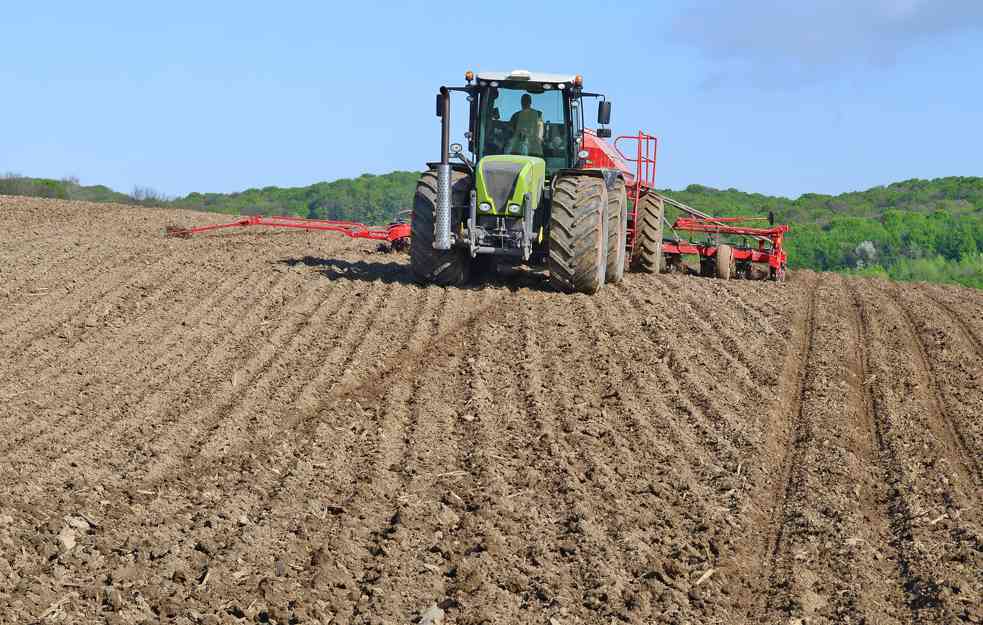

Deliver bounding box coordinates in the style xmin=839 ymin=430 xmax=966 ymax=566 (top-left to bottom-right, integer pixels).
xmin=481 ymin=160 xmax=523 ymax=212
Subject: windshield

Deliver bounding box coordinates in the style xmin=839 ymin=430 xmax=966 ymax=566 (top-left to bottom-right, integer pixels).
xmin=478 ymin=84 xmax=571 ymax=173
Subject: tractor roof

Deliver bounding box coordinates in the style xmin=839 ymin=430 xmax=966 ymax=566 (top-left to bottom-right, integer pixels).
xmin=475 ymin=70 xmax=578 ymax=85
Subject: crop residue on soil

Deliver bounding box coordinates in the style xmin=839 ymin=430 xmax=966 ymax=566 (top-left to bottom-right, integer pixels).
xmin=1 ymin=195 xmax=981 ymax=624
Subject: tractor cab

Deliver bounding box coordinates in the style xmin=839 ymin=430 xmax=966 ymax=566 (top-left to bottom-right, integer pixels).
xmin=471 ymin=71 xmax=585 ymax=176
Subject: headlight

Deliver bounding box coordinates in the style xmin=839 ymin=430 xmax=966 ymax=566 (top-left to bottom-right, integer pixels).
xmin=479 ymin=203 xmax=491 ymax=212
xmin=508 ymin=204 xmax=521 ymax=215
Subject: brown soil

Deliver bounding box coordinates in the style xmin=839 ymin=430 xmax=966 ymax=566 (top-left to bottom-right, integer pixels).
xmin=1 ymin=195 xmax=980 ymax=625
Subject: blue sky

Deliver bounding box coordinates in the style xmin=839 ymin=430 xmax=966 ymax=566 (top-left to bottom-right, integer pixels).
xmin=1 ymin=1 xmax=981 ymax=198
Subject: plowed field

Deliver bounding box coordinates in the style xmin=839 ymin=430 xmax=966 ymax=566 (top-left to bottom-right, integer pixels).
xmin=1 ymin=196 xmax=981 ymax=625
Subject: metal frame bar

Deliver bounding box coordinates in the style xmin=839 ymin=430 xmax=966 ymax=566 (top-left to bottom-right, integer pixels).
xmin=165 ymin=215 xmax=411 ymax=244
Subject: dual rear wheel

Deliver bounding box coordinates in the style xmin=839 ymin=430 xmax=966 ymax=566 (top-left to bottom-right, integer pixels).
xmin=631 ymin=192 xmax=664 ymax=274
xmin=546 ymin=173 xmax=633 ymax=293
xmin=605 ymin=177 xmax=628 ymax=284
xmin=547 ymin=175 xmax=609 ymax=294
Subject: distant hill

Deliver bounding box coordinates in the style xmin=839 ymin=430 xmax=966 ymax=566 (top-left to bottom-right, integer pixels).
xmin=667 ymin=176 xmax=983 ymax=224
xmin=0 ymin=174 xmax=137 ymax=205
xmin=3 ymin=172 xmax=981 ymax=288
xmin=170 ymin=171 xmax=420 ymax=225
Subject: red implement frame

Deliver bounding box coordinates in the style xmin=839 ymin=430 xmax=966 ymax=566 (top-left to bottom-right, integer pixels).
xmin=664 ymin=216 xmax=790 ymax=272
xmin=583 ymin=129 xmax=789 ymax=277
xmin=165 ymin=215 xmax=411 ymax=248
xmin=581 ymin=130 xmax=658 ymax=254
xmin=614 ymin=132 xmax=658 ymax=254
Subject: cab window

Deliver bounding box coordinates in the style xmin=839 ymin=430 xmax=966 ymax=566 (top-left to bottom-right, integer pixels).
xmin=479 ymin=85 xmax=570 ymax=172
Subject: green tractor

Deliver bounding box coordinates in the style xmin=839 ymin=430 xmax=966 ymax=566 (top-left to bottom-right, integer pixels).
xmin=410 ymin=69 xmax=661 ymax=293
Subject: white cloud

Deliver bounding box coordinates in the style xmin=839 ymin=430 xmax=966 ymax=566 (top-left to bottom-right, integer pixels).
xmin=671 ymin=0 xmax=983 ymax=88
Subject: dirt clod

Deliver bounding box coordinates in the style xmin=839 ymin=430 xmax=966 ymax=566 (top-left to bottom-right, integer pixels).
xmin=420 ymin=604 xmax=445 ymax=625
xmin=57 ymin=527 xmax=77 ymax=552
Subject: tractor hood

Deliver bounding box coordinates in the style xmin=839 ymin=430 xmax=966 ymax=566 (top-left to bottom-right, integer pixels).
xmin=474 ymin=155 xmax=545 ymax=217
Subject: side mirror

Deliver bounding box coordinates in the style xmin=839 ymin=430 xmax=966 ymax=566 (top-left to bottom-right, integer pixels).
xmin=597 ymin=100 xmax=611 ymax=125
xmin=596 ymin=128 xmax=612 ymax=139
xmin=450 ymin=142 xmax=463 ymax=155
xmin=436 ymin=93 xmax=444 ymax=117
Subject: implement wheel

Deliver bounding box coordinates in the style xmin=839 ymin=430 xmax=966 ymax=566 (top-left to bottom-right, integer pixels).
xmin=411 ymin=169 xmax=472 ymax=286
xmin=606 ymin=177 xmax=628 ymax=284
xmin=631 ymin=192 xmax=664 ymax=273
xmin=716 ymin=244 xmax=735 ymax=280
xmin=549 ymin=175 xmax=608 ymax=294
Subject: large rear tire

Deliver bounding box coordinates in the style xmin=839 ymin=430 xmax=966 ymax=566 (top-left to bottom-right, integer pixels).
xmin=631 ymin=192 xmax=664 ymax=273
xmin=410 ymin=169 xmax=471 ymax=286
xmin=715 ymin=244 xmax=735 ymax=280
xmin=605 ymin=178 xmax=628 ymax=284
xmin=548 ymin=175 xmax=608 ymax=294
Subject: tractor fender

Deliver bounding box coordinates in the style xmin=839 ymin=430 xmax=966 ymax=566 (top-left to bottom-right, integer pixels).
xmin=554 ymin=167 xmax=624 ymax=193
xmin=425 ymin=162 xmax=472 ymax=176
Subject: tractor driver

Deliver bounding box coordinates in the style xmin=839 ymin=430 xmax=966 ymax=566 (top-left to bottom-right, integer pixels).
xmin=508 ymin=93 xmax=544 ymax=156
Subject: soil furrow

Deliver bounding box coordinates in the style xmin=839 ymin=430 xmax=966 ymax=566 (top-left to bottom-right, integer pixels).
xmin=6 ymin=268 xmax=306 ymax=498
xmin=337 ymin=288 xmax=450 ymax=623
xmin=925 ymin=285 xmax=983 ymax=354
xmin=721 ymin=272 xmax=816 ymax=622
xmin=514 ymin=295 xmax=599 ymax=622
xmin=923 ymin=292 xmax=983 ymax=358
xmin=589 ymin=285 xmax=742 ymax=621
xmin=0 ymin=248 xmax=248 ymax=448
xmin=0 ymin=250 xmax=154 ymax=359
xmin=757 ymin=274 xmax=819 ymax=620
xmin=347 ymin=288 xmax=485 ymax=624
xmin=0 ymin=246 xmax=231 ymax=396
xmin=882 ymin=284 xmax=982 ymax=494
xmin=620 ymin=282 xmax=747 ymax=471
xmin=0 ymin=259 xmax=290 ymax=467
xmin=140 ymin=279 xmax=391 ymax=489
xmin=513 ymin=291 xmax=643 ymax=624
xmin=165 ymin=284 xmax=439 ymax=623
xmin=755 ymin=275 xmax=912 ymax=623
xmin=849 ymin=280 xmax=978 ymax=623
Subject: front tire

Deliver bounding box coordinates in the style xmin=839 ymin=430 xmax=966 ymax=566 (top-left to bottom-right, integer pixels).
xmin=605 ymin=177 xmax=628 ymax=284
xmin=631 ymin=192 xmax=664 ymax=273
xmin=548 ymin=175 xmax=608 ymax=294
xmin=410 ymin=169 xmax=471 ymax=286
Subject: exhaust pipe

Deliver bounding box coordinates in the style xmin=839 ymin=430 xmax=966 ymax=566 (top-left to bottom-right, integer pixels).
xmin=434 ymin=87 xmax=453 ymax=250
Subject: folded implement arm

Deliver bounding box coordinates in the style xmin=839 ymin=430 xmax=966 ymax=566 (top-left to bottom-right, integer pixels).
xmin=661 ymin=214 xmax=790 ymax=281
xmin=165 ymin=215 xmax=411 ymax=250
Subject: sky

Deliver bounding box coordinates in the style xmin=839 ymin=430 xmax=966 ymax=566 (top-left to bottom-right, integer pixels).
xmin=1 ymin=0 xmax=981 ymax=199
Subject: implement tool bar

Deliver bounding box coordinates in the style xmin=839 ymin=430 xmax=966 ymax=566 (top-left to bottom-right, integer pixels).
xmin=656 ymin=193 xmax=772 ymax=244
xmin=165 ymin=215 xmax=410 ymax=243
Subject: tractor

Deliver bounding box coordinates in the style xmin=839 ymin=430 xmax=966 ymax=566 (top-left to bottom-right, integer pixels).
xmin=411 ymin=69 xmax=666 ymax=294
xmin=167 ymin=69 xmax=789 ymax=283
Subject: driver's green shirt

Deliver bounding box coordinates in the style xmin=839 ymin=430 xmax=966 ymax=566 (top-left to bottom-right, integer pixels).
xmin=509 ymin=108 xmax=544 ymax=156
